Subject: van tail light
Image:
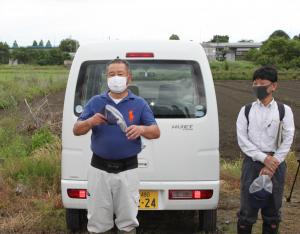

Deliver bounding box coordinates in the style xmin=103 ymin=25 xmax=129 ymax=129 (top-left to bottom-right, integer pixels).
xmin=67 ymin=189 xmax=87 ymax=199
xmin=126 ymin=52 xmax=154 ymax=58
xmin=168 ymin=190 xmax=213 ymax=200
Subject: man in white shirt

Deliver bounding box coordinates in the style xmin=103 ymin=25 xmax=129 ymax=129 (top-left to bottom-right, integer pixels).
xmin=236 ymin=66 xmax=295 ymax=234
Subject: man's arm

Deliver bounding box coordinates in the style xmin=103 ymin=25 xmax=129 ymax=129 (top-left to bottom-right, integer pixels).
xmin=236 ymin=106 xmax=268 ymax=162
xmin=126 ymin=124 xmax=160 ymax=140
xmin=274 ymin=105 xmax=295 ymax=163
xmin=73 ymin=113 xmax=107 ymax=136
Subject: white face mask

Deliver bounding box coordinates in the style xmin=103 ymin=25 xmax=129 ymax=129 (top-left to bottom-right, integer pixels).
xmin=107 ymin=76 xmax=127 ymax=93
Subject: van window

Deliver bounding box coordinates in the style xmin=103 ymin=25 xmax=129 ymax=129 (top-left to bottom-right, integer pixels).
xmin=74 ymin=60 xmax=206 ymax=118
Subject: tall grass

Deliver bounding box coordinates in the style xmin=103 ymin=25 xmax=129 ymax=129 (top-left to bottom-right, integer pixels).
xmin=0 ymin=65 xmax=67 ymax=231
xmin=2 ymin=135 xmax=61 ymax=194
xmin=0 ymin=64 xmax=68 ymax=109
xmin=0 ymin=110 xmax=63 ymax=231
xmin=220 ymin=152 xmax=299 ymax=193
xmin=0 ymin=115 xmax=65 ymax=232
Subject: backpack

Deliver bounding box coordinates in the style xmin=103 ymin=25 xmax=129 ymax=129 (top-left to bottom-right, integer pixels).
xmin=244 ymin=101 xmax=285 ymax=127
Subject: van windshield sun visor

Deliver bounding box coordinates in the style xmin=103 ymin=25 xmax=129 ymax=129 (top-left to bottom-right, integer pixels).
xmin=104 ymin=104 xmax=127 ymax=132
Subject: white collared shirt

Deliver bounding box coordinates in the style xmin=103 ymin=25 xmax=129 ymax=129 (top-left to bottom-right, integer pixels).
xmin=236 ymin=99 xmax=295 ymax=163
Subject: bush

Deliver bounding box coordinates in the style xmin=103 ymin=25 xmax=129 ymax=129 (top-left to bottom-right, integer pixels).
xmin=224 ymin=61 xmax=229 ymax=71
xmin=11 ymin=48 xmax=67 ymax=65
xmin=0 ymin=135 xmax=30 ymax=158
xmin=2 ymin=136 xmax=61 ymax=193
xmin=245 ymin=48 xmax=259 ymax=61
xmin=210 ymin=61 xmax=256 ymax=80
xmin=31 ymin=127 xmax=54 ymax=151
xmin=0 ymin=42 xmax=10 ymax=64
xmin=250 ymin=37 xmax=300 ymax=69
xmin=0 ymin=116 xmax=31 ymax=158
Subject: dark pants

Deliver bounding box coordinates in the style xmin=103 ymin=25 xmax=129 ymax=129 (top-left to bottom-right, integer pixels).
xmin=237 ymin=156 xmax=286 ymax=226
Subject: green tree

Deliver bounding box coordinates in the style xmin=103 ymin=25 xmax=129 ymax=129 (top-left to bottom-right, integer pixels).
xmin=11 ymin=47 xmax=65 ymax=65
xmin=32 ymin=40 xmax=38 ymax=47
xmin=11 ymin=48 xmax=31 ymax=63
xmin=268 ymin=30 xmax=290 ymax=40
xmin=0 ymin=42 xmax=10 ymax=64
xmin=293 ymin=34 xmax=300 ymax=40
xmin=63 ymin=52 xmax=71 ymax=60
xmin=238 ymin=39 xmax=254 ymax=43
xmin=256 ymin=37 xmax=300 ymax=69
xmin=45 ymin=40 xmax=52 ymax=48
xmin=35 ymin=50 xmax=49 ymax=65
xmin=210 ymin=35 xmax=229 ymax=43
xmin=12 ymin=40 xmax=19 ymax=48
xmin=245 ymin=48 xmax=259 ymax=61
xmin=59 ymin=38 xmax=79 ymax=52
xmin=169 ymin=34 xmax=180 ymax=40
xmin=47 ymin=49 xmax=64 ymax=65
xmin=38 ymin=40 xmax=44 ymax=48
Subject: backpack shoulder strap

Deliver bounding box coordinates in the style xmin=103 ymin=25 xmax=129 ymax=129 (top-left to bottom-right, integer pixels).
xmin=244 ymin=103 xmax=253 ymax=127
xmin=276 ymin=101 xmax=285 ymax=121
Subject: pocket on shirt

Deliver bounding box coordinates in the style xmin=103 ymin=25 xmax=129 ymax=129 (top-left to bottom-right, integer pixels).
xmin=266 ymin=120 xmax=279 ymax=138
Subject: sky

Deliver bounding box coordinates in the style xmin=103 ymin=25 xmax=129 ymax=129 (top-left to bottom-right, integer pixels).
xmin=1 ymin=0 xmax=299 ymax=47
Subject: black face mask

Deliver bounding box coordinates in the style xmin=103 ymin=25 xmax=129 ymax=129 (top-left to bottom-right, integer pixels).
xmin=252 ymin=84 xmax=272 ymax=100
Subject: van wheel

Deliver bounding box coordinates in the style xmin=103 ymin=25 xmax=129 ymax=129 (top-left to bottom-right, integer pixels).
xmin=66 ymin=208 xmax=87 ymax=232
xmin=198 ymin=209 xmax=217 ymax=233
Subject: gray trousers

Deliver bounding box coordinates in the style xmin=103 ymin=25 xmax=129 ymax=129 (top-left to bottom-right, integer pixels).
xmin=237 ymin=156 xmax=286 ymax=225
xmin=87 ymin=166 xmax=140 ymax=233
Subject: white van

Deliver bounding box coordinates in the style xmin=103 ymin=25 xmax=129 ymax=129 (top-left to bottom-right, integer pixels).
xmin=61 ymin=40 xmax=219 ymax=232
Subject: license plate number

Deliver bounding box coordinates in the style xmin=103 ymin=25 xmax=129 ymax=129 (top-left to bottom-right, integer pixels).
xmin=139 ymin=190 xmax=158 ymax=209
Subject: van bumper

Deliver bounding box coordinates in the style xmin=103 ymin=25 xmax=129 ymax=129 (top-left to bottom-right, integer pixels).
xmin=61 ymin=180 xmax=219 ymax=210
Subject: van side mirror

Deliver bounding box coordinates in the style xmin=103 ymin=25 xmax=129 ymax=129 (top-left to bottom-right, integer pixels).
xmin=195 ymin=105 xmax=206 ymax=117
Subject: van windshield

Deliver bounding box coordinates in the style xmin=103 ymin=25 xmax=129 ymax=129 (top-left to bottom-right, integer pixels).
xmin=74 ymin=60 xmax=206 ymax=118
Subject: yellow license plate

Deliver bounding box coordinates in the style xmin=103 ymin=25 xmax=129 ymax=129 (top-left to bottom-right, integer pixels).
xmin=139 ymin=190 xmax=158 ymax=209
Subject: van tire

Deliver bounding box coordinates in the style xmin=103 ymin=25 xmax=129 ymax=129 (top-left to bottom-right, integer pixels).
xmin=66 ymin=208 xmax=87 ymax=232
xmin=198 ymin=209 xmax=217 ymax=233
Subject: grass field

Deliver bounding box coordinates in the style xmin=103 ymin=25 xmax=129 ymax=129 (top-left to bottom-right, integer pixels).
xmin=210 ymin=60 xmax=300 ymax=80
xmin=0 ymin=65 xmax=68 ymax=109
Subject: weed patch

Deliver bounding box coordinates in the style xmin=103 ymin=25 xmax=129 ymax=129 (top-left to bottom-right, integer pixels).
xmin=2 ymin=136 xmax=61 ymax=195
xmin=31 ymin=127 xmax=55 ymax=151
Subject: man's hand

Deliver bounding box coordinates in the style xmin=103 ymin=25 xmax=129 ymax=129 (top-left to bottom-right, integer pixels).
xmin=88 ymin=113 xmax=107 ymax=128
xmin=260 ymin=166 xmax=274 ymax=178
xmin=126 ymin=125 xmax=144 ymax=140
xmin=73 ymin=113 xmax=107 ymax=136
xmin=263 ymin=155 xmax=280 ymax=174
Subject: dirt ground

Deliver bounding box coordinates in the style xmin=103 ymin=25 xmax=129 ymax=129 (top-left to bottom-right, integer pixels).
xmin=215 ymin=80 xmax=300 ymax=234
xmin=215 ymin=80 xmax=300 ymax=160
xmin=4 ymin=80 xmax=300 ymax=234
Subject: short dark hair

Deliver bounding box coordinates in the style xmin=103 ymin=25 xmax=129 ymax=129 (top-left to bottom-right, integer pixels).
xmin=106 ymin=58 xmax=130 ymax=72
xmin=253 ymin=66 xmax=278 ymax=82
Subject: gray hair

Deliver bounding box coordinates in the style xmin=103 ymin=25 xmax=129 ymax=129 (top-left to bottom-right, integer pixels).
xmin=106 ymin=58 xmax=130 ymax=73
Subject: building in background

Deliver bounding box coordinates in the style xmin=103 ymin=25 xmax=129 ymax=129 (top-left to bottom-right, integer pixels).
xmin=201 ymin=42 xmax=262 ymax=61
